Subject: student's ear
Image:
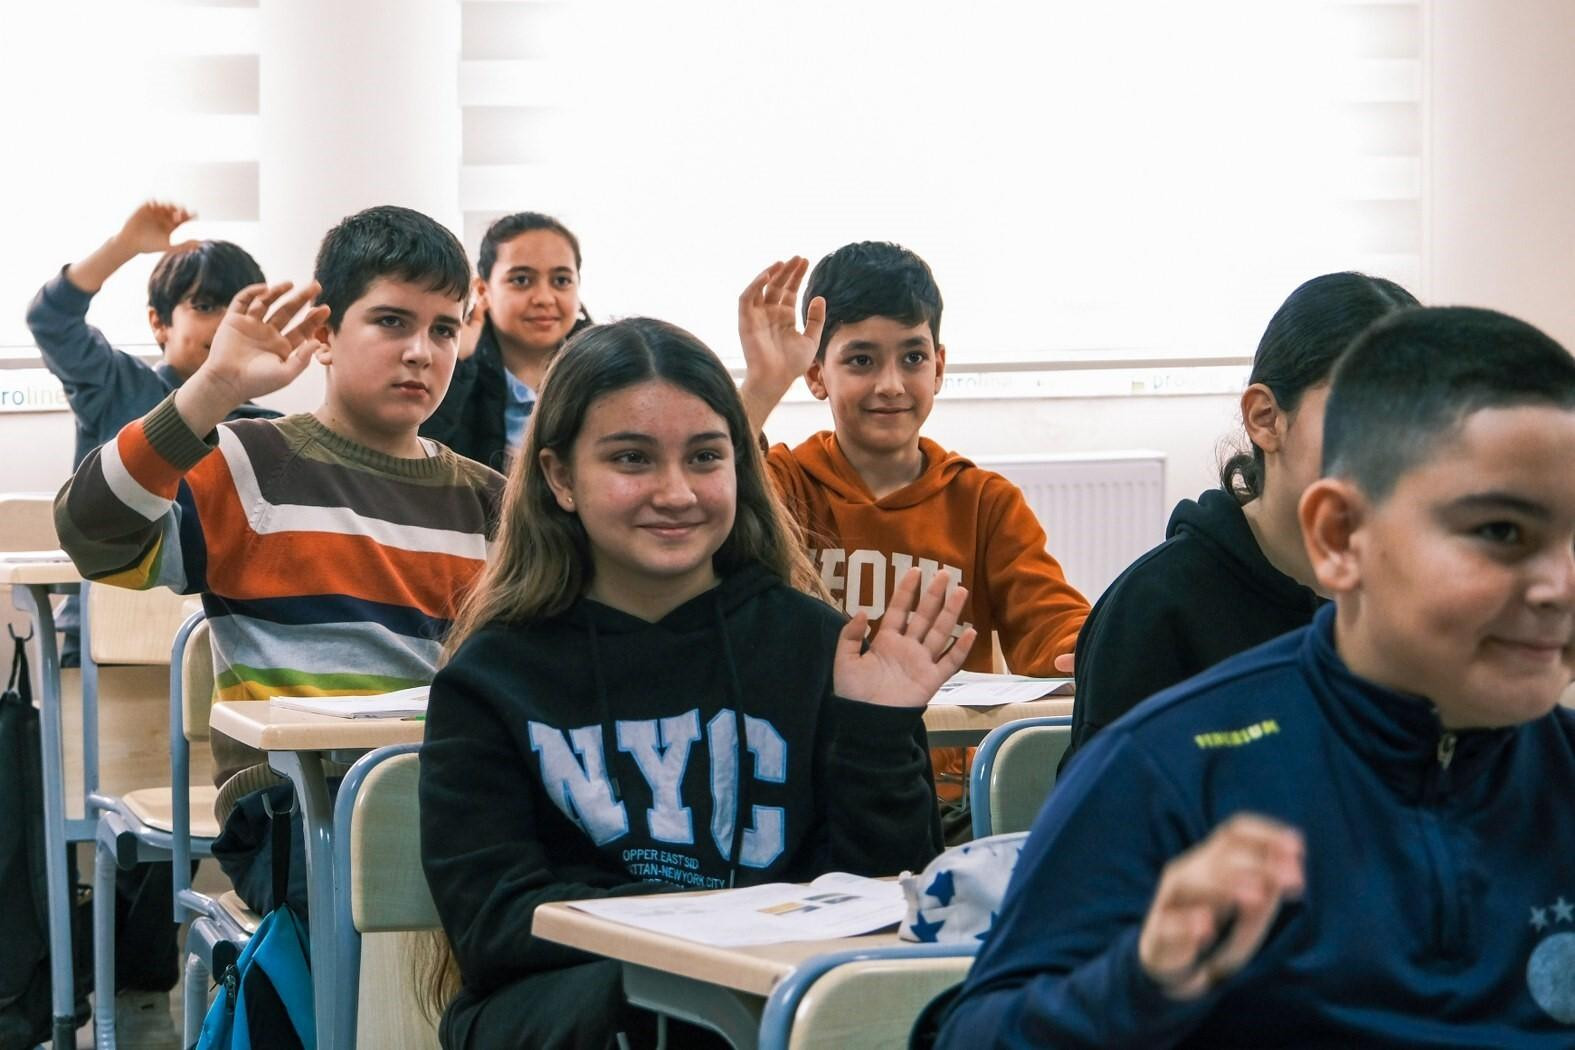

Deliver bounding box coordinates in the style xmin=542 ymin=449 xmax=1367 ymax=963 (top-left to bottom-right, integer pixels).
xmin=804 ymin=359 xmax=830 ymax=401
xmin=313 ymin=321 xmax=334 ymax=365
xmin=539 ymin=448 xmax=576 ymax=512
xmin=147 ymin=307 xmax=169 ymax=349
xmin=1299 ymin=477 xmax=1366 ymax=595
xmin=933 ymin=343 xmax=947 ymax=392
xmin=471 ymin=276 xmax=489 ymax=317
xmin=1241 ymin=383 xmax=1287 ymax=455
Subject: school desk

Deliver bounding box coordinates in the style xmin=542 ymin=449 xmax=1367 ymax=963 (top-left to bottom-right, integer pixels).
xmin=923 ymin=695 xmax=1073 ymax=746
xmin=1 ymin=553 xmax=86 ymax=1049
xmin=533 ymin=897 xmax=912 ymax=1049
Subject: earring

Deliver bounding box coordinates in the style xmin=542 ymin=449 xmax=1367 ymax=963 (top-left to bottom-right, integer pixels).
xmin=564 ymin=496 xmax=574 ymax=509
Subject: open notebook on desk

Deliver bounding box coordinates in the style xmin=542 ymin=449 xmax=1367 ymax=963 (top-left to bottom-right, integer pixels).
xmin=929 ymin=670 xmax=1073 ymax=706
xmin=567 ymin=873 xmax=904 ymax=947
xmin=269 ymin=685 xmax=429 ymax=719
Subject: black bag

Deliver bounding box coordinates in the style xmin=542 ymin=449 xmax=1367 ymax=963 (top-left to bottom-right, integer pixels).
xmin=0 ymin=633 xmax=91 ymax=1049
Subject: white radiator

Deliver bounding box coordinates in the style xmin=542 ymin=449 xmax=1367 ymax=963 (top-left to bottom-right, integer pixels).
xmin=973 ymin=451 xmax=1167 ymax=602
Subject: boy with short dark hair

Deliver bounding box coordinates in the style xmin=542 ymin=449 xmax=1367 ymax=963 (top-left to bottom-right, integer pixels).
xmin=739 ymin=245 xmax=1089 ymax=807
xmin=933 ymin=306 xmax=1575 ymax=1047
xmin=56 ymin=205 xmax=503 ymax=913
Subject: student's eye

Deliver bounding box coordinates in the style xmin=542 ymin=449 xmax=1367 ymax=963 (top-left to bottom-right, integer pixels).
xmin=1475 ymin=521 xmax=1523 ymax=546
xmin=376 ymin=315 xmax=404 ymax=329
xmin=904 ymin=350 xmax=929 ymax=366
xmin=553 ymin=275 xmax=575 ymax=288
xmin=846 ymin=355 xmax=872 ymax=368
xmin=692 ymin=448 xmax=727 ymax=465
xmin=433 ymin=324 xmax=458 ymax=341
xmin=509 ymin=276 xmax=531 ymax=288
xmin=611 ymin=450 xmax=648 ymax=466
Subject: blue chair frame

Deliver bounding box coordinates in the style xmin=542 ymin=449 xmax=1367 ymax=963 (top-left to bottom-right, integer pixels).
xmin=968 ymin=715 xmax=1072 ymax=840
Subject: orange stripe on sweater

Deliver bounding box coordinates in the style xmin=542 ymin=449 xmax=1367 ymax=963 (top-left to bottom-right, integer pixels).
xmin=116 ymin=420 xmax=185 ymax=499
xmin=203 ymin=524 xmax=483 ymax=617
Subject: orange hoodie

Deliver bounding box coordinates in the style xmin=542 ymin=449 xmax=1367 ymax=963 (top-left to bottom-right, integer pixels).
xmin=766 ymin=432 xmax=1089 ymax=675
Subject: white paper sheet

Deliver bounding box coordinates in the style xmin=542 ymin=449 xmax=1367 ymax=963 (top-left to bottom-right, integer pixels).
xmin=927 ymin=670 xmax=1074 ymax=707
xmin=566 ymin=873 xmax=905 ymax=946
xmin=269 ymin=686 xmax=429 ymax=719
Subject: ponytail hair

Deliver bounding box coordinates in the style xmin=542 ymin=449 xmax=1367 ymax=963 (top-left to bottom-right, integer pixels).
xmin=1221 ymin=272 xmax=1417 ymax=503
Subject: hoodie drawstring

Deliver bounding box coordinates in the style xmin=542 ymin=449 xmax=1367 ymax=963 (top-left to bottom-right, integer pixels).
xmin=588 ymin=619 xmax=622 ymax=804
xmin=715 ymin=591 xmax=750 ymax=888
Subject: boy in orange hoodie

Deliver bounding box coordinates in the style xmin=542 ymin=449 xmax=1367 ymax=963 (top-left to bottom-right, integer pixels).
xmin=739 ymin=243 xmax=1088 ymax=813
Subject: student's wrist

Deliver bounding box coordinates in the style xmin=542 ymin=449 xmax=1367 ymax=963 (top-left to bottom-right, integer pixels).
xmin=173 ymin=370 xmax=244 ymax=437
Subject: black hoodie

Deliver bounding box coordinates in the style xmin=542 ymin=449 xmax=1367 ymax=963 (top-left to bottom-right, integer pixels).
xmin=1063 ymin=488 xmax=1322 ymax=766
xmin=419 ymin=563 xmax=943 ymax=1001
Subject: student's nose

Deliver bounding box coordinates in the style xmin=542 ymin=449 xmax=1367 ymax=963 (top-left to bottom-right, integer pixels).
xmin=874 ymin=358 xmax=904 ymax=396
xmin=1528 ymin=542 xmax=1575 ymax=610
xmin=403 ymin=333 xmax=434 ymax=368
xmin=650 ymin=463 xmax=698 ymax=509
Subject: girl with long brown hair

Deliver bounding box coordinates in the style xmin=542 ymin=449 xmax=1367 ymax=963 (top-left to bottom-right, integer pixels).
xmin=419 ymin=317 xmax=971 ymax=1049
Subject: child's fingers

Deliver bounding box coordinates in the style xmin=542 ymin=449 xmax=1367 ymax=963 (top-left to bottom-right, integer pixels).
xmin=935 ymin=625 xmax=977 ymax=677
xmin=834 ymin=611 xmax=870 ymax=662
xmin=738 ymin=263 xmax=777 ymax=317
xmin=227 ymin=283 xmax=270 ymax=317
xmin=919 ymin=583 xmax=970 ymax=659
xmin=877 ymin=567 xmax=925 ymax=638
xmin=283 ymin=305 xmax=331 ymax=349
xmin=803 ymin=295 xmax=827 ymax=347
xmin=266 ymin=282 xmax=320 ymax=332
xmin=776 ymin=255 xmax=808 ymax=303
xmin=248 ymin=281 xmax=295 ymax=320
xmin=905 ymin=571 xmax=954 ymax=646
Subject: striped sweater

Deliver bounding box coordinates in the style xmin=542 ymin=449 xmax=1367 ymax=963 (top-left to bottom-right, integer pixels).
xmin=56 ymin=392 xmax=503 ymax=791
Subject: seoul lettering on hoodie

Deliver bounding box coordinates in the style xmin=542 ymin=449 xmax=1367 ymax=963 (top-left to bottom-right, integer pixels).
xmin=766 ymin=432 xmax=1088 ymax=676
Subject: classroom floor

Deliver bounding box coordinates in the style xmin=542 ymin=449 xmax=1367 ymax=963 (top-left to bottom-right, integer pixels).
xmin=68 ymin=989 xmax=186 ymax=1049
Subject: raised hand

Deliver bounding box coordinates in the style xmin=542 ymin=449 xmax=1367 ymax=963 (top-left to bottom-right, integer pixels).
xmin=833 ymin=567 xmax=978 ymax=709
xmin=1138 ymin=814 xmax=1305 ymax=1000
xmin=737 ymin=256 xmax=828 ymax=435
xmin=175 ymin=282 xmax=329 ymax=435
xmin=115 ymin=200 xmax=198 ymax=256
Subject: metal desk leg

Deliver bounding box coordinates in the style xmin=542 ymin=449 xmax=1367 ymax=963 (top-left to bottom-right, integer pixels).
xmin=623 ymin=964 xmax=764 ymax=1050
xmin=270 ymin=749 xmax=339 ymax=1050
xmin=15 ymin=583 xmax=79 ymax=1049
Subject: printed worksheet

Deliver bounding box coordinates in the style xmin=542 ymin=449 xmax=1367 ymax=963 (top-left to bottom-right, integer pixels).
xmin=566 ymin=873 xmax=904 ymax=946
xmin=928 ymin=670 xmax=1074 ymax=706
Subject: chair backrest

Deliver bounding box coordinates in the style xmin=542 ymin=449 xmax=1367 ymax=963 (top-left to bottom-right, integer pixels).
xmin=180 ymin=617 xmax=215 ymax=745
xmin=334 ymin=745 xmax=441 ymax=1050
xmin=0 ymin=492 xmax=58 ymax=552
xmin=758 ymin=945 xmax=975 ymax=1050
xmin=86 ymin=582 xmax=201 ymax=666
xmin=970 ymin=716 xmax=1072 ymax=839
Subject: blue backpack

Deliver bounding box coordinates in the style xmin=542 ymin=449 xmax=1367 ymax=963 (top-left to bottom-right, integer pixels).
xmin=196 ymin=792 xmax=314 ymax=1050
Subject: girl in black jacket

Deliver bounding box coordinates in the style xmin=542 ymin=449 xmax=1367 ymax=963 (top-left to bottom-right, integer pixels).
xmin=1064 ymin=272 xmax=1418 ymax=766
xmin=421 ymin=212 xmax=593 ymax=471
xmin=419 ymin=317 xmax=970 ymax=1049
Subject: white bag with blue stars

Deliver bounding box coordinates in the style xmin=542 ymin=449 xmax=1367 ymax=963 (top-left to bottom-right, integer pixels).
xmin=898 ymin=832 xmax=1031 ymax=944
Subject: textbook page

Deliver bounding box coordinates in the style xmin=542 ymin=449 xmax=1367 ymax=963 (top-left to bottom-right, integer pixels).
xmin=269 ymin=686 xmax=429 ymax=719
xmin=928 ymin=670 xmax=1074 ymax=706
xmin=566 ymin=873 xmax=905 ymax=946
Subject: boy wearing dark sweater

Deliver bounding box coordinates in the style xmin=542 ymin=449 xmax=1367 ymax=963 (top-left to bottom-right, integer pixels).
xmin=933 ymin=306 xmax=1575 ymax=1047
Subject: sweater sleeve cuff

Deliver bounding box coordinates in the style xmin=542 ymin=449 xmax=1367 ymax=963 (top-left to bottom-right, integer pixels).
xmin=142 ymin=391 xmax=219 ymax=470
xmin=829 ymin=696 xmax=926 ymax=755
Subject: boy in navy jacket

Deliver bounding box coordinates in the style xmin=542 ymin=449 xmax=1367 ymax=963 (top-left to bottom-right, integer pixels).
xmin=934 ymin=306 xmax=1575 ymax=1048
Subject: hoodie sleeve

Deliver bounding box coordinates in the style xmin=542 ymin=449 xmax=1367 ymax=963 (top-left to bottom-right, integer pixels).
xmin=420 ymin=632 xmax=670 ymax=995
xmin=979 ymin=475 xmax=1090 ymax=675
xmin=817 ymin=697 xmax=943 ymax=875
xmin=935 ymin=731 xmax=1219 ymax=1049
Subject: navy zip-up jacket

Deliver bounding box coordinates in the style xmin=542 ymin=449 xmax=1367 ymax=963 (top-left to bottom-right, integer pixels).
xmin=937 ymin=604 xmax=1575 ymax=1048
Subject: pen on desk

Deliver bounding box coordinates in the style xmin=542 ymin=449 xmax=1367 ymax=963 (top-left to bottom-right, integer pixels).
xmin=401 ymin=714 xmax=426 ymax=722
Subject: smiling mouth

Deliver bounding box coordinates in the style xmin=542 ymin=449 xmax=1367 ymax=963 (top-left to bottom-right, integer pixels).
xmin=393 ymin=381 xmax=429 ymax=393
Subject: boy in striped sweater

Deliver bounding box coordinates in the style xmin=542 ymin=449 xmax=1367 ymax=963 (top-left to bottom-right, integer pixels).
xmin=55 ymin=205 xmax=504 ymax=913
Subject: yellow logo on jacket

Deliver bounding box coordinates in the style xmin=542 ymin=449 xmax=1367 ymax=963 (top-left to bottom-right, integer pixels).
xmin=1193 ymin=719 xmax=1281 ymax=750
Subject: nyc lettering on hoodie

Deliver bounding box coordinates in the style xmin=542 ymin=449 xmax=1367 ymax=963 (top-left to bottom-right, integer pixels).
xmin=766 ymin=433 xmax=1088 ymax=675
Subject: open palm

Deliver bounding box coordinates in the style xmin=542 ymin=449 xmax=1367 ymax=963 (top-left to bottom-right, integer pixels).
xmin=834 ymin=568 xmax=977 ymax=709
xmin=204 ymin=282 xmax=330 ymax=402
xmin=738 ymin=256 xmax=826 ymax=389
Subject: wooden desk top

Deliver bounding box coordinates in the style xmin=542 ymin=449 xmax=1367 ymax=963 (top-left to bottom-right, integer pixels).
xmin=209 ymin=700 xmax=426 ymax=752
xmin=922 ymin=695 xmax=1073 ymax=735
xmin=0 ymin=553 xmax=80 ymax=587
xmin=532 ymin=898 xmax=905 ymax=998
xmin=211 ymin=693 xmax=1072 ymax=754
